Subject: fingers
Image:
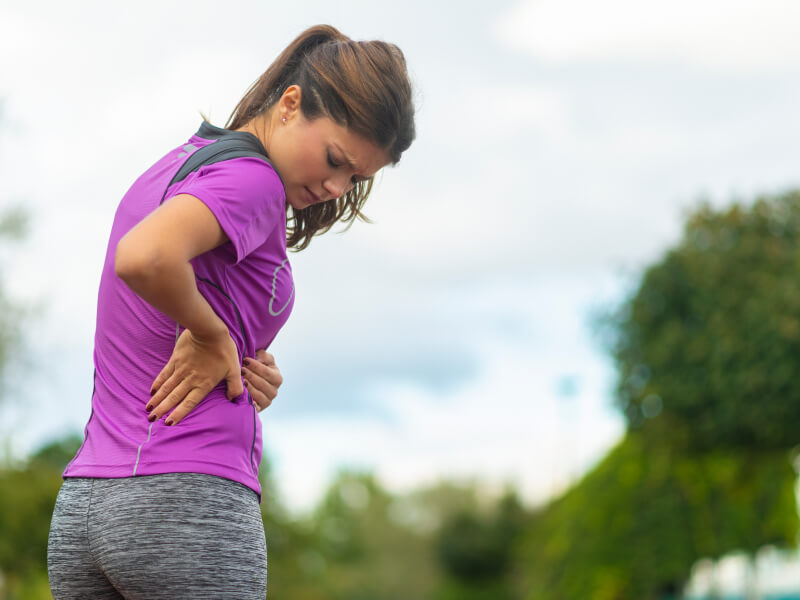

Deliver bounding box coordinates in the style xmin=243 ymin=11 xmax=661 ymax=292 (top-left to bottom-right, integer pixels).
xmin=243 ymin=356 xmax=283 ymax=387
xmin=147 ymin=368 xmax=181 ymax=411
xmin=226 ymin=370 xmax=245 ymax=400
xmin=255 ymin=349 xmax=275 ymax=366
xmin=243 ymin=375 xmax=277 ymax=412
xmin=147 ymin=378 xmax=194 ymax=422
xmin=242 ymin=356 xmax=282 ymax=412
xmin=150 ymin=361 xmax=175 ymax=396
xmin=164 ymin=388 xmax=207 ymax=426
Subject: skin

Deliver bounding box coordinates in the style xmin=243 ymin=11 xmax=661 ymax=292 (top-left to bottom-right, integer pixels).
xmin=115 ymin=85 xmax=389 ymax=426
xmin=239 ymin=85 xmax=391 ymax=210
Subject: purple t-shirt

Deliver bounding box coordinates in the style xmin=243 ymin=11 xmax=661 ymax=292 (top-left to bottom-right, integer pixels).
xmin=63 ymin=123 xmax=295 ymax=497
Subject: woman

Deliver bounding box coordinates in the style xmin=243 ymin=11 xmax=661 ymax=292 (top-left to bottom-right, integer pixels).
xmin=47 ymin=24 xmax=415 ymax=599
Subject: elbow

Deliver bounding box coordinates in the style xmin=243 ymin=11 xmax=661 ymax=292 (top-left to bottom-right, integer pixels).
xmin=115 ymin=233 xmax=162 ymax=289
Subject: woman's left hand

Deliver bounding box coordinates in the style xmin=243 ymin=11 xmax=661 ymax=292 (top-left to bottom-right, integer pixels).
xmin=242 ymin=350 xmax=283 ymax=412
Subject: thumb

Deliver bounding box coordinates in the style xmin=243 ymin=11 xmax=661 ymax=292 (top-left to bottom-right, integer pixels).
xmin=226 ymin=370 xmax=245 ymax=400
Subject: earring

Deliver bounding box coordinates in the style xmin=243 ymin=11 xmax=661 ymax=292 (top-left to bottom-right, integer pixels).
xmin=282 ymin=116 xmax=287 ymax=124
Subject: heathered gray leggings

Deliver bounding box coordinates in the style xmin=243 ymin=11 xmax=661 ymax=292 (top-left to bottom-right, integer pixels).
xmin=47 ymin=474 xmax=267 ymax=599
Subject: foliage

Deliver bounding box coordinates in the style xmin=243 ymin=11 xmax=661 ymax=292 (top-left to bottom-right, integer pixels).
xmin=0 ymin=206 xmax=28 ymax=407
xmin=265 ymin=470 xmax=443 ymax=600
xmin=0 ymin=437 xmax=80 ymax=600
xmin=436 ymin=491 xmax=528 ymax=600
xmin=608 ymin=190 xmax=800 ymax=449
xmin=517 ymin=432 xmax=798 ymax=600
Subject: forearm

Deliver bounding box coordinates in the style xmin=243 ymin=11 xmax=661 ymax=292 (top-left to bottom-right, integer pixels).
xmin=114 ymin=194 xmax=231 ymax=341
xmin=115 ymin=240 xmax=227 ymax=341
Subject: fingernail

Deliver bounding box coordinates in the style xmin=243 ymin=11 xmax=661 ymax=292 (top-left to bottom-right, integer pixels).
xmin=243 ymin=358 xmax=251 ymax=366
xmin=148 ymin=413 xmax=158 ymax=422
xmin=145 ymin=404 xmax=153 ymax=412
xmin=165 ymin=418 xmax=174 ymax=426
xmin=241 ymin=368 xmax=247 ymax=376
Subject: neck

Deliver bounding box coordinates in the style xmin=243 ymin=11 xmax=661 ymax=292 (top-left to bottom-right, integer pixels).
xmin=235 ymin=111 xmax=277 ymax=155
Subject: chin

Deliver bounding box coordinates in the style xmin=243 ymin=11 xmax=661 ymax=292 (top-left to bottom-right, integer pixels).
xmin=288 ymin=197 xmax=311 ymax=211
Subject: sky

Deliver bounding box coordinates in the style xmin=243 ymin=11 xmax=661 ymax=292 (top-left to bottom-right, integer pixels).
xmin=0 ymin=0 xmax=799 ymax=513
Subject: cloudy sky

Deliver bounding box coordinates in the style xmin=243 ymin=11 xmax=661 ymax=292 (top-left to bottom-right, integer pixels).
xmin=1 ymin=0 xmax=798 ymax=511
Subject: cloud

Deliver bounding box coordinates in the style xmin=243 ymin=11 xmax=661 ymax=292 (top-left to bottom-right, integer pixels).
xmin=264 ymin=336 xmax=625 ymax=512
xmin=434 ymin=85 xmax=571 ymax=145
xmin=494 ymin=0 xmax=800 ymax=70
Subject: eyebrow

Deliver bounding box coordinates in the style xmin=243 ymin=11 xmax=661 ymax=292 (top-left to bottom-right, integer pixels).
xmin=332 ymin=143 xmax=359 ymax=172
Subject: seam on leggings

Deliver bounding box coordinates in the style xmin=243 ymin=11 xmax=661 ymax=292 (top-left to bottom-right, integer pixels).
xmin=133 ymin=422 xmax=155 ymax=476
xmin=85 ymin=479 xmax=123 ymax=594
xmin=86 ymin=479 xmax=102 ymax=571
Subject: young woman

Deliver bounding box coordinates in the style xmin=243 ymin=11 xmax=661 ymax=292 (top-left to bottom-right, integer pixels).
xmin=47 ymin=24 xmax=415 ymax=599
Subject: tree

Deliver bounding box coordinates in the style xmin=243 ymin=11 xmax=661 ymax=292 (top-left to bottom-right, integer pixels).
xmin=608 ymin=190 xmax=800 ymax=450
xmin=436 ymin=490 xmax=528 ymax=600
xmin=0 ymin=206 xmax=28 ymax=412
xmin=517 ymin=190 xmax=800 ymax=599
xmin=517 ymin=433 xmax=797 ymax=600
xmin=0 ymin=436 xmax=82 ymax=600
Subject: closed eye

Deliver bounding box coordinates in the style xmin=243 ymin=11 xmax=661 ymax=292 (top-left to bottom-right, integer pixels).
xmin=329 ymin=151 xmax=367 ymax=186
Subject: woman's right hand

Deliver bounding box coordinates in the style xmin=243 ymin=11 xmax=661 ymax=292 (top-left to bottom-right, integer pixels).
xmin=145 ymin=328 xmax=244 ymax=426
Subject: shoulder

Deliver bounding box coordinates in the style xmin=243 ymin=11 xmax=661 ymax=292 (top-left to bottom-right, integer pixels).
xmin=200 ymin=154 xmax=282 ymax=187
xmin=189 ymin=155 xmax=286 ymax=209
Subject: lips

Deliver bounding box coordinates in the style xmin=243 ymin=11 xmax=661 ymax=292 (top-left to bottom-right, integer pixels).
xmin=304 ymin=187 xmax=321 ymax=205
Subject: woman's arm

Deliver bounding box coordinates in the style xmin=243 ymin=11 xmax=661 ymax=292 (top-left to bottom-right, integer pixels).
xmin=115 ymin=193 xmax=244 ymax=425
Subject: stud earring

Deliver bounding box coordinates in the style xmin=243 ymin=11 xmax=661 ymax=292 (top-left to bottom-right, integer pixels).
xmin=282 ymin=116 xmax=287 ymax=124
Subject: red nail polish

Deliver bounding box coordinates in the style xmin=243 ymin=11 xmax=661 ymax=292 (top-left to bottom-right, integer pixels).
xmin=165 ymin=418 xmax=174 ymax=426
xmin=148 ymin=413 xmax=157 ymax=422
xmin=145 ymin=404 xmax=153 ymax=412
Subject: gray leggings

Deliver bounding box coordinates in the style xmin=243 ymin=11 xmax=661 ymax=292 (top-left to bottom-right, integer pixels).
xmin=47 ymin=474 xmax=267 ymax=599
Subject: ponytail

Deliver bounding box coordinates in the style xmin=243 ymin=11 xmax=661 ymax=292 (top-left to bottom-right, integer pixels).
xmin=226 ymin=25 xmax=347 ymax=131
xmin=227 ymin=25 xmax=416 ymax=250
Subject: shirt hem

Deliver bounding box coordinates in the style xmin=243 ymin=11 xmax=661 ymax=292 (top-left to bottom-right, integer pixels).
xmin=63 ymin=460 xmax=262 ymax=501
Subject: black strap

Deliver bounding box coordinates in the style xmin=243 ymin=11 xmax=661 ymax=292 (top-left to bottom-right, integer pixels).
xmin=163 ymin=122 xmax=275 ymax=199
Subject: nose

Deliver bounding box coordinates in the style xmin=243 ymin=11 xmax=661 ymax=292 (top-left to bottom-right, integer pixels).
xmin=323 ymin=173 xmax=353 ymax=200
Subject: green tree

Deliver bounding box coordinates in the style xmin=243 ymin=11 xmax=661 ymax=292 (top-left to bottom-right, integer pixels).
xmin=300 ymin=471 xmax=441 ymax=600
xmin=517 ymin=433 xmax=797 ymax=600
xmin=0 ymin=108 xmax=42 ymax=596
xmin=517 ymin=190 xmax=800 ymax=599
xmin=436 ymin=490 xmax=528 ymax=600
xmin=0 ymin=206 xmax=28 ymax=412
xmin=609 ymin=190 xmax=800 ymax=450
xmin=0 ymin=436 xmax=81 ymax=600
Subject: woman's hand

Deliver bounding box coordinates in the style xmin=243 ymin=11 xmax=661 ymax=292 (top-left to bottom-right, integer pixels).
xmin=242 ymin=350 xmax=283 ymax=412
xmin=146 ymin=328 xmax=244 ymax=426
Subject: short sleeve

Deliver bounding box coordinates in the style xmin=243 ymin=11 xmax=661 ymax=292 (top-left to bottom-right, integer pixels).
xmin=174 ymin=156 xmax=286 ymax=264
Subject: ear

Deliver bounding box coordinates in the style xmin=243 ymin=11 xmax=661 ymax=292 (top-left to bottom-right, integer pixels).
xmin=278 ymin=85 xmax=303 ymax=120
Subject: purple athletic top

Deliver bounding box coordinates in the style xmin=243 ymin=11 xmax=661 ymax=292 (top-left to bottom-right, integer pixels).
xmin=64 ymin=123 xmax=295 ymax=497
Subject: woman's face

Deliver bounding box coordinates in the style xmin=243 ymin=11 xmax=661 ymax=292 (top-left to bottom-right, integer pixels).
xmin=269 ymin=99 xmax=390 ymax=211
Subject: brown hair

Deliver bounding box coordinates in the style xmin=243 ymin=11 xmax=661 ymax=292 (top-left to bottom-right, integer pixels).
xmin=226 ymin=25 xmax=416 ymax=250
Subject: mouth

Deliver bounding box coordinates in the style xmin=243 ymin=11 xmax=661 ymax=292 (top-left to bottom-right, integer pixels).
xmin=304 ymin=187 xmax=321 ymax=205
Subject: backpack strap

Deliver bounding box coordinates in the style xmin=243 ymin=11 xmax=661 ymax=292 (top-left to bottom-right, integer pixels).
xmin=161 ymin=122 xmax=275 ymax=204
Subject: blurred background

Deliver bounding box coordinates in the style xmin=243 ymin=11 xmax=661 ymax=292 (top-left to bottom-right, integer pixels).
xmin=1 ymin=0 xmax=799 ymax=598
